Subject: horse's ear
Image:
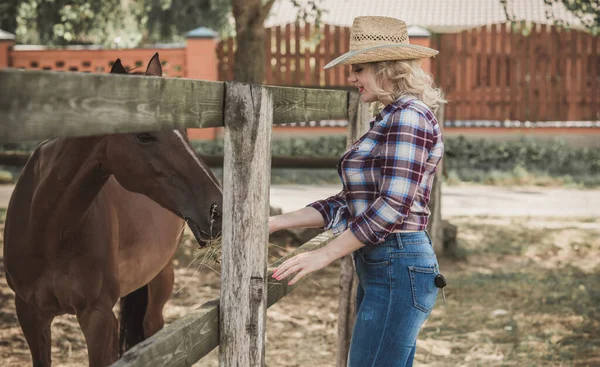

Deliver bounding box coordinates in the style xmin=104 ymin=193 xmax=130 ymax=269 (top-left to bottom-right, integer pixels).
xmin=145 ymin=52 xmax=162 ymax=77
xmin=110 ymin=59 xmax=128 ymax=74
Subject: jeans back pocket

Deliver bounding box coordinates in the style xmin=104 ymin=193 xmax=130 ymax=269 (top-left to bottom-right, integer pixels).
xmin=408 ymin=265 xmax=439 ymax=313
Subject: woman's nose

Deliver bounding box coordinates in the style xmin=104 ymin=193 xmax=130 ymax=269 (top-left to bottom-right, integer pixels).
xmin=347 ymin=73 xmax=356 ymax=83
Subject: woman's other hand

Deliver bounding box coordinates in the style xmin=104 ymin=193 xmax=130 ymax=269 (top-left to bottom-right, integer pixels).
xmin=272 ymin=248 xmax=335 ymax=285
xmin=272 ymin=229 xmax=366 ymax=285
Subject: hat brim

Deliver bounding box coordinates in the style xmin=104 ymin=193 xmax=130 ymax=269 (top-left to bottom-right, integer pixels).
xmin=323 ymin=44 xmax=439 ymax=69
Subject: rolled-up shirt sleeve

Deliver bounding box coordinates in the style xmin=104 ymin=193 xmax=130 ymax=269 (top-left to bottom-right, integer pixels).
xmin=306 ymin=190 xmax=349 ymax=233
xmin=349 ymin=107 xmax=435 ymax=246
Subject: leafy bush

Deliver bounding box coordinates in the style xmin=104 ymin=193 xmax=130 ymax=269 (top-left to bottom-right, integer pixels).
xmin=443 ymin=136 xmax=600 ymax=177
xmin=192 ymin=135 xmax=600 ymax=174
xmin=190 ymin=135 xmax=600 ymax=187
xmin=0 ymin=170 xmax=12 ymax=184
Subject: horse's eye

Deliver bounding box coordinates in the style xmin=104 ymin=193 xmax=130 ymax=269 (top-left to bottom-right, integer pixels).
xmin=136 ymin=133 xmax=155 ymax=144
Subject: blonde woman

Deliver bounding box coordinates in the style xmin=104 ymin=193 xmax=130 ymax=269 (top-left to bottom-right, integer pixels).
xmin=271 ymin=16 xmax=446 ymax=366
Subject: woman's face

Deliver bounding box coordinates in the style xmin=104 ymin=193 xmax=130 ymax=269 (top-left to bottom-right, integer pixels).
xmin=347 ymin=63 xmax=379 ymax=103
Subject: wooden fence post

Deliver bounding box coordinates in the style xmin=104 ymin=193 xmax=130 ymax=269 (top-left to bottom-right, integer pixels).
xmin=220 ymin=82 xmax=273 ymax=366
xmin=336 ymin=92 xmax=371 ymax=367
xmin=427 ymin=104 xmax=445 ymax=255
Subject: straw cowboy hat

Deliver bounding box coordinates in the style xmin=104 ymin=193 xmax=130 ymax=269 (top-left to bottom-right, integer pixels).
xmin=324 ymin=16 xmax=438 ymax=69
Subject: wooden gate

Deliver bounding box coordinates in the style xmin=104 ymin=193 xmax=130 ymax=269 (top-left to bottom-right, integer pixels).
xmin=432 ymin=23 xmax=599 ymax=122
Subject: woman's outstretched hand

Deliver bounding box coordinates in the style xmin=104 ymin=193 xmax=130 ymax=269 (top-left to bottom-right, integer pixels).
xmin=272 ymin=248 xmax=335 ymax=285
xmin=268 ymin=210 xmax=364 ymax=285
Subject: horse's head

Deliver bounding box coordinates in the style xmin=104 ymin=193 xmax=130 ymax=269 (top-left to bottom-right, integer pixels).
xmin=104 ymin=53 xmax=223 ymax=246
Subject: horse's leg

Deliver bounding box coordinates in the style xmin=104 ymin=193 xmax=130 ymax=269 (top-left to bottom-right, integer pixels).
xmin=15 ymin=296 xmax=53 ymax=367
xmin=143 ymin=261 xmax=175 ymax=337
xmin=77 ymin=302 xmax=119 ymax=367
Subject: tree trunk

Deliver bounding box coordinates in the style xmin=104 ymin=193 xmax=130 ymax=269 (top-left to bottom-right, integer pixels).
xmin=231 ymin=0 xmax=275 ymax=84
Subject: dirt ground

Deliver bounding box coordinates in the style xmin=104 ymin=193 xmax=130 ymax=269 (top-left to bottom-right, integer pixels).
xmin=1 ymin=204 xmax=600 ymax=365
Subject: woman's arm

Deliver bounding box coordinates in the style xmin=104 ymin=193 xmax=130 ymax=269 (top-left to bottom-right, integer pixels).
xmin=272 ymin=228 xmax=364 ymax=285
xmin=269 ymin=206 xmax=325 ymax=234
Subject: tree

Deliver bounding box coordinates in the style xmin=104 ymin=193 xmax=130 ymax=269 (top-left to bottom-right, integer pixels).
xmin=0 ymin=0 xmax=231 ymax=47
xmin=501 ymin=0 xmax=600 ymax=34
xmin=229 ymin=0 xmax=324 ymax=83
xmin=230 ymin=0 xmax=275 ymax=83
xmin=10 ymin=0 xmax=128 ymax=46
xmin=130 ymin=0 xmax=231 ymax=44
xmin=0 ymin=0 xmax=20 ymax=35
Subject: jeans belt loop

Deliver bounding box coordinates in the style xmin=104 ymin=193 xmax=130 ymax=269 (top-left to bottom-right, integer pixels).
xmin=424 ymin=229 xmax=433 ymax=245
xmin=395 ymin=232 xmax=404 ymax=250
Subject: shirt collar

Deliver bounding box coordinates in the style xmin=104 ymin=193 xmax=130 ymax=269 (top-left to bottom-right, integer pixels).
xmin=374 ymin=94 xmax=418 ymax=122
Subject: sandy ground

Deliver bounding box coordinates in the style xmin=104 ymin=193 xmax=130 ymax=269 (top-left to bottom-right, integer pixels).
xmin=1 ymin=184 xmax=599 ymax=366
xmin=269 ymin=183 xmax=600 ymax=217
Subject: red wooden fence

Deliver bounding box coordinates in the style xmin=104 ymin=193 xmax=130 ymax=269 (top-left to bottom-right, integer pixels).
xmin=217 ymin=23 xmax=352 ymax=87
xmin=218 ymin=22 xmax=599 ymax=123
xmin=432 ymin=24 xmax=599 ymax=122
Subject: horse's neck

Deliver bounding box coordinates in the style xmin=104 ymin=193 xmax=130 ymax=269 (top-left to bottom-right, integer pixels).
xmin=31 ymin=137 xmax=110 ymax=237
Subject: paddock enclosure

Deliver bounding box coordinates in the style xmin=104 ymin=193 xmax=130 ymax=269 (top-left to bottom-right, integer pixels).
xmin=0 ymin=67 xmax=397 ymax=366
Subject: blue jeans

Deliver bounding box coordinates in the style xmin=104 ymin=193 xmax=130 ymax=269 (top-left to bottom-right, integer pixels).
xmin=348 ymin=231 xmax=439 ymax=367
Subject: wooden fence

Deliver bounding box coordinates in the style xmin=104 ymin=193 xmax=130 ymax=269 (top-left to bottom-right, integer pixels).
xmin=432 ymin=23 xmax=600 ymax=122
xmin=0 ymin=68 xmax=365 ymax=366
xmin=217 ymin=23 xmax=352 ymax=87
xmin=218 ymin=22 xmax=599 ymax=123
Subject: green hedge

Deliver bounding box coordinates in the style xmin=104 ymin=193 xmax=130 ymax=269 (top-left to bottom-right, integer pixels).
xmin=444 ymin=136 xmax=600 ymax=177
xmin=191 ymin=136 xmax=600 ymax=175
xmin=190 ymin=136 xmax=349 ymax=157
xmin=2 ymin=136 xmax=599 ymax=186
xmin=190 ymin=136 xmax=600 ymax=186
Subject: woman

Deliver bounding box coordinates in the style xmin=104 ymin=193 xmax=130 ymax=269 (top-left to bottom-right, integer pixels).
xmin=270 ymin=16 xmax=445 ymax=366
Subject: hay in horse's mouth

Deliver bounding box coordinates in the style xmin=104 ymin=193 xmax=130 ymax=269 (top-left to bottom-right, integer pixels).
xmin=185 ymin=218 xmax=211 ymax=248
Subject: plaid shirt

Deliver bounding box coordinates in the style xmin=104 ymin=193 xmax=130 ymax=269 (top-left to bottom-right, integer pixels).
xmin=307 ymin=95 xmax=444 ymax=246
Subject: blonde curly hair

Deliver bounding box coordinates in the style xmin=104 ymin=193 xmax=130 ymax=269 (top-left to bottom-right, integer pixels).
xmin=364 ymin=60 xmax=446 ymax=113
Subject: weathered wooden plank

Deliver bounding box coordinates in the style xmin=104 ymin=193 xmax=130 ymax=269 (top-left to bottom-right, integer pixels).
xmin=336 ymin=91 xmax=371 ymax=367
xmin=220 ymin=82 xmax=272 ymax=367
xmin=0 ymin=69 xmax=225 ymax=142
xmin=111 ymin=232 xmax=336 ymax=367
xmin=0 ymin=69 xmax=348 ymax=143
xmin=268 ymin=85 xmax=348 ymax=125
xmin=428 ymin=104 xmax=445 ymax=255
xmin=112 ymin=299 xmax=220 ymax=367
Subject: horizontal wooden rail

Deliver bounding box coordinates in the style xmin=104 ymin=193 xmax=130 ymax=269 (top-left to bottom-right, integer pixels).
xmin=0 ymin=69 xmax=348 ymax=143
xmin=111 ymin=231 xmax=336 ymax=367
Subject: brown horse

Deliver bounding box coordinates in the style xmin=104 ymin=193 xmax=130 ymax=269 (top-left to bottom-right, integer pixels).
xmin=3 ymin=53 xmax=223 ymax=366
